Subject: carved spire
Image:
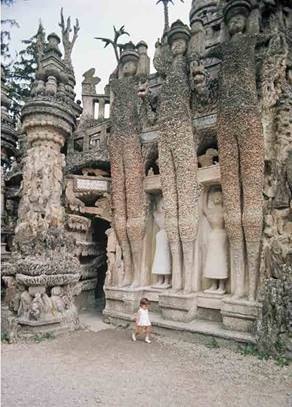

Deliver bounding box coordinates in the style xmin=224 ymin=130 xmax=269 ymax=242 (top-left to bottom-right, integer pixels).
xmin=189 ymin=0 xmax=219 ymax=26
xmin=58 ymin=8 xmax=79 ymax=70
xmin=35 ymin=21 xmax=46 ymax=68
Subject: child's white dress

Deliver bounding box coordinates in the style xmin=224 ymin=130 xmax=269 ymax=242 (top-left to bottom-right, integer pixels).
xmin=136 ymin=307 xmax=151 ymax=327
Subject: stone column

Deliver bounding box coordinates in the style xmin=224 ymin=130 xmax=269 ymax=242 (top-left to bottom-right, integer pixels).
xmin=13 ymin=96 xmax=81 ymax=324
xmin=16 ymin=100 xmax=75 ymax=244
xmin=80 ymin=67 xmax=100 ymax=123
xmin=12 ymin=29 xmax=82 ymax=331
xmin=98 ymin=98 xmax=105 ymax=120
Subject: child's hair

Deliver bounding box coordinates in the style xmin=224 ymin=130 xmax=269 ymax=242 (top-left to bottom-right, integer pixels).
xmin=140 ymin=297 xmax=150 ymax=306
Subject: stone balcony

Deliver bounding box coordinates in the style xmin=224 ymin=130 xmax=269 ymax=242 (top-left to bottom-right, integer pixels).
xmin=144 ymin=163 xmax=221 ymax=193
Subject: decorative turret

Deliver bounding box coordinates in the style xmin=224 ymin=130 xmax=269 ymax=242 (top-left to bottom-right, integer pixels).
xmin=189 ymin=0 xmax=219 ymax=26
xmin=189 ymin=0 xmax=221 ymax=60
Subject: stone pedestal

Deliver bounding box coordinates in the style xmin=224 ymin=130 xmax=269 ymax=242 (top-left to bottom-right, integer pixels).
xmin=104 ymin=287 xmax=144 ymax=317
xmin=196 ymin=291 xmax=226 ymax=322
xmin=17 ymin=315 xmax=79 ymax=337
xmin=197 ymin=291 xmax=226 ymax=309
xmin=221 ymin=297 xmax=261 ymax=333
xmin=159 ymin=292 xmax=197 ymax=322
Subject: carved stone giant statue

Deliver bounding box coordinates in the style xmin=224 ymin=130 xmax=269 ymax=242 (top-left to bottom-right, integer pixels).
xmin=109 ymin=42 xmax=148 ymax=287
xmin=153 ymin=20 xmax=200 ymax=294
xmin=206 ymin=0 xmax=269 ymax=301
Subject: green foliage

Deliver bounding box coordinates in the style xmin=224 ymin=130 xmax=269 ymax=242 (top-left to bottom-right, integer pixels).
xmin=239 ymin=343 xmax=258 ymax=356
xmin=1 ymin=332 xmax=9 ymax=343
xmin=1 ymin=0 xmax=41 ymax=119
xmin=1 ymin=0 xmax=18 ymax=62
xmin=1 ymin=17 xmax=18 ymax=60
xmin=32 ymin=332 xmax=56 ymax=343
xmin=206 ymin=337 xmax=220 ymax=349
xmin=1 ymin=0 xmax=17 ymax=59
xmin=239 ymin=343 xmax=289 ymax=366
xmin=275 ymin=355 xmax=289 ymax=367
xmin=239 ymin=343 xmax=270 ymax=360
xmin=5 ymin=32 xmax=40 ymax=120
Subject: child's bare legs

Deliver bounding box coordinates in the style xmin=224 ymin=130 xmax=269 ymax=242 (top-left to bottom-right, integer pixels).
xmin=132 ymin=325 xmax=151 ymax=343
xmin=145 ymin=326 xmax=151 ymax=343
xmin=132 ymin=325 xmax=142 ymax=341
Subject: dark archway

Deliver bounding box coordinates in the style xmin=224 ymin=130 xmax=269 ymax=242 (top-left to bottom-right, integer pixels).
xmin=92 ymin=217 xmax=110 ymax=311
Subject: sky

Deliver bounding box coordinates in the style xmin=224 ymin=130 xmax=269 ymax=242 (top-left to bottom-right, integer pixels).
xmin=2 ymin=0 xmax=191 ymax=99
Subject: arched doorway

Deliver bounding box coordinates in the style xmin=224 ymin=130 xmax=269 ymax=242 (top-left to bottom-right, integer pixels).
xmin=92 ymin=217 xmax=110 ymax=311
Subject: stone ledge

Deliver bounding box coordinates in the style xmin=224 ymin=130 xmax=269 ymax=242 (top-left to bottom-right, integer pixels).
xmin=144 ymin=165 xmax=221 ymax=194
xmin=17 ymin=318 xmax=61 ymax=326
xmin=197 ymin=292 xmax=226 ymax=310
xmin=221 ymin=298 xmax=261 ymax=333
xmin=103 ymin=310 xmax=256 ymax=346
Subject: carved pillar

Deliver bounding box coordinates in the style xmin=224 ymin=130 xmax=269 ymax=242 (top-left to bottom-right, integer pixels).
xmin=18 ymin=99 xmax=75 ymax=237
xmin=83 ymin=133 xmax=90 ymax=152
xmin=82 ymin=96 xmax=95 ymax=119
xmin=12 ymin=29 xmax=82 ymax=330
xmin=98 ymin=98 xmax=105 ymax=120
xmin=80 ymin=68 xmax=100 ymax=122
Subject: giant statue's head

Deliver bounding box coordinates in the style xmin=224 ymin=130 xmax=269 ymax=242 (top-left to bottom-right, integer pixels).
xmin=224 ymin=0 xmax=251 ymax=36
xmin=136 ymin=40 xmax=148 ymax=56
xmin=168 ymin=20 xmax=191 ymax=57
xmin=119 ymin=42 xmax=139 ymax=78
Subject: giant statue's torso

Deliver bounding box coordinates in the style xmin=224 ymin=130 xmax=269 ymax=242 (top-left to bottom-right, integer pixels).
xmin=219 ymin=34 xmax=258 ymax=110
xmin=157 ymin=56 xmax=192 ymax=122
xmin=110 ymin=76 xmax=141 ymax=137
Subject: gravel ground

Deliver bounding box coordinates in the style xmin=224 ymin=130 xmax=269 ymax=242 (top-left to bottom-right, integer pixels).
xmin=2 ymin=327 xmax=292 ymax=407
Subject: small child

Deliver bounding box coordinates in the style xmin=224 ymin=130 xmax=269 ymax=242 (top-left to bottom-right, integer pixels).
xmin=132 ymin=297 xmax=152 ymax=344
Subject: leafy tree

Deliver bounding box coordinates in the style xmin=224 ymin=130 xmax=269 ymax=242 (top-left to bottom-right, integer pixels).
xmin=1 ymin=0 xmax=41 ymax=120
xmin=6 ymin=32 xmax=40 ymax=119
xmin=5 ymin=25 xmax=44 ymax=121
xmin=1 ymin=0 xmax=18 ymax=61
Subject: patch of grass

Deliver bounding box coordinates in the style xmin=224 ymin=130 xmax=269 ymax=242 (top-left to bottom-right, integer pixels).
xmin=275 ymin=355 xmax=289 ymax=367
xmin=239 ymin=343 xmax=270 ymax=360
xmin=239 ymin=343 xmax=257 ymax=356
xmin=1 ymin=332 xmax=9 ymax=343
xmin=32 ymin=332 xmax=55 ymax=343
xmin=238 ymin=343 xmax=290 ymax=365
xmin=206 ymin=337 xmax=220 ymax=349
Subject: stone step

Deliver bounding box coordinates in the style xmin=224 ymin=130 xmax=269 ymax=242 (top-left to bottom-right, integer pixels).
xmin=103 ymin=310 xmax=256 ymax=351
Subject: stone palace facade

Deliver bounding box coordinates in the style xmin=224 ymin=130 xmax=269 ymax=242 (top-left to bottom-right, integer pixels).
xmin=1 ymin=0 xmax=292 ymax=356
